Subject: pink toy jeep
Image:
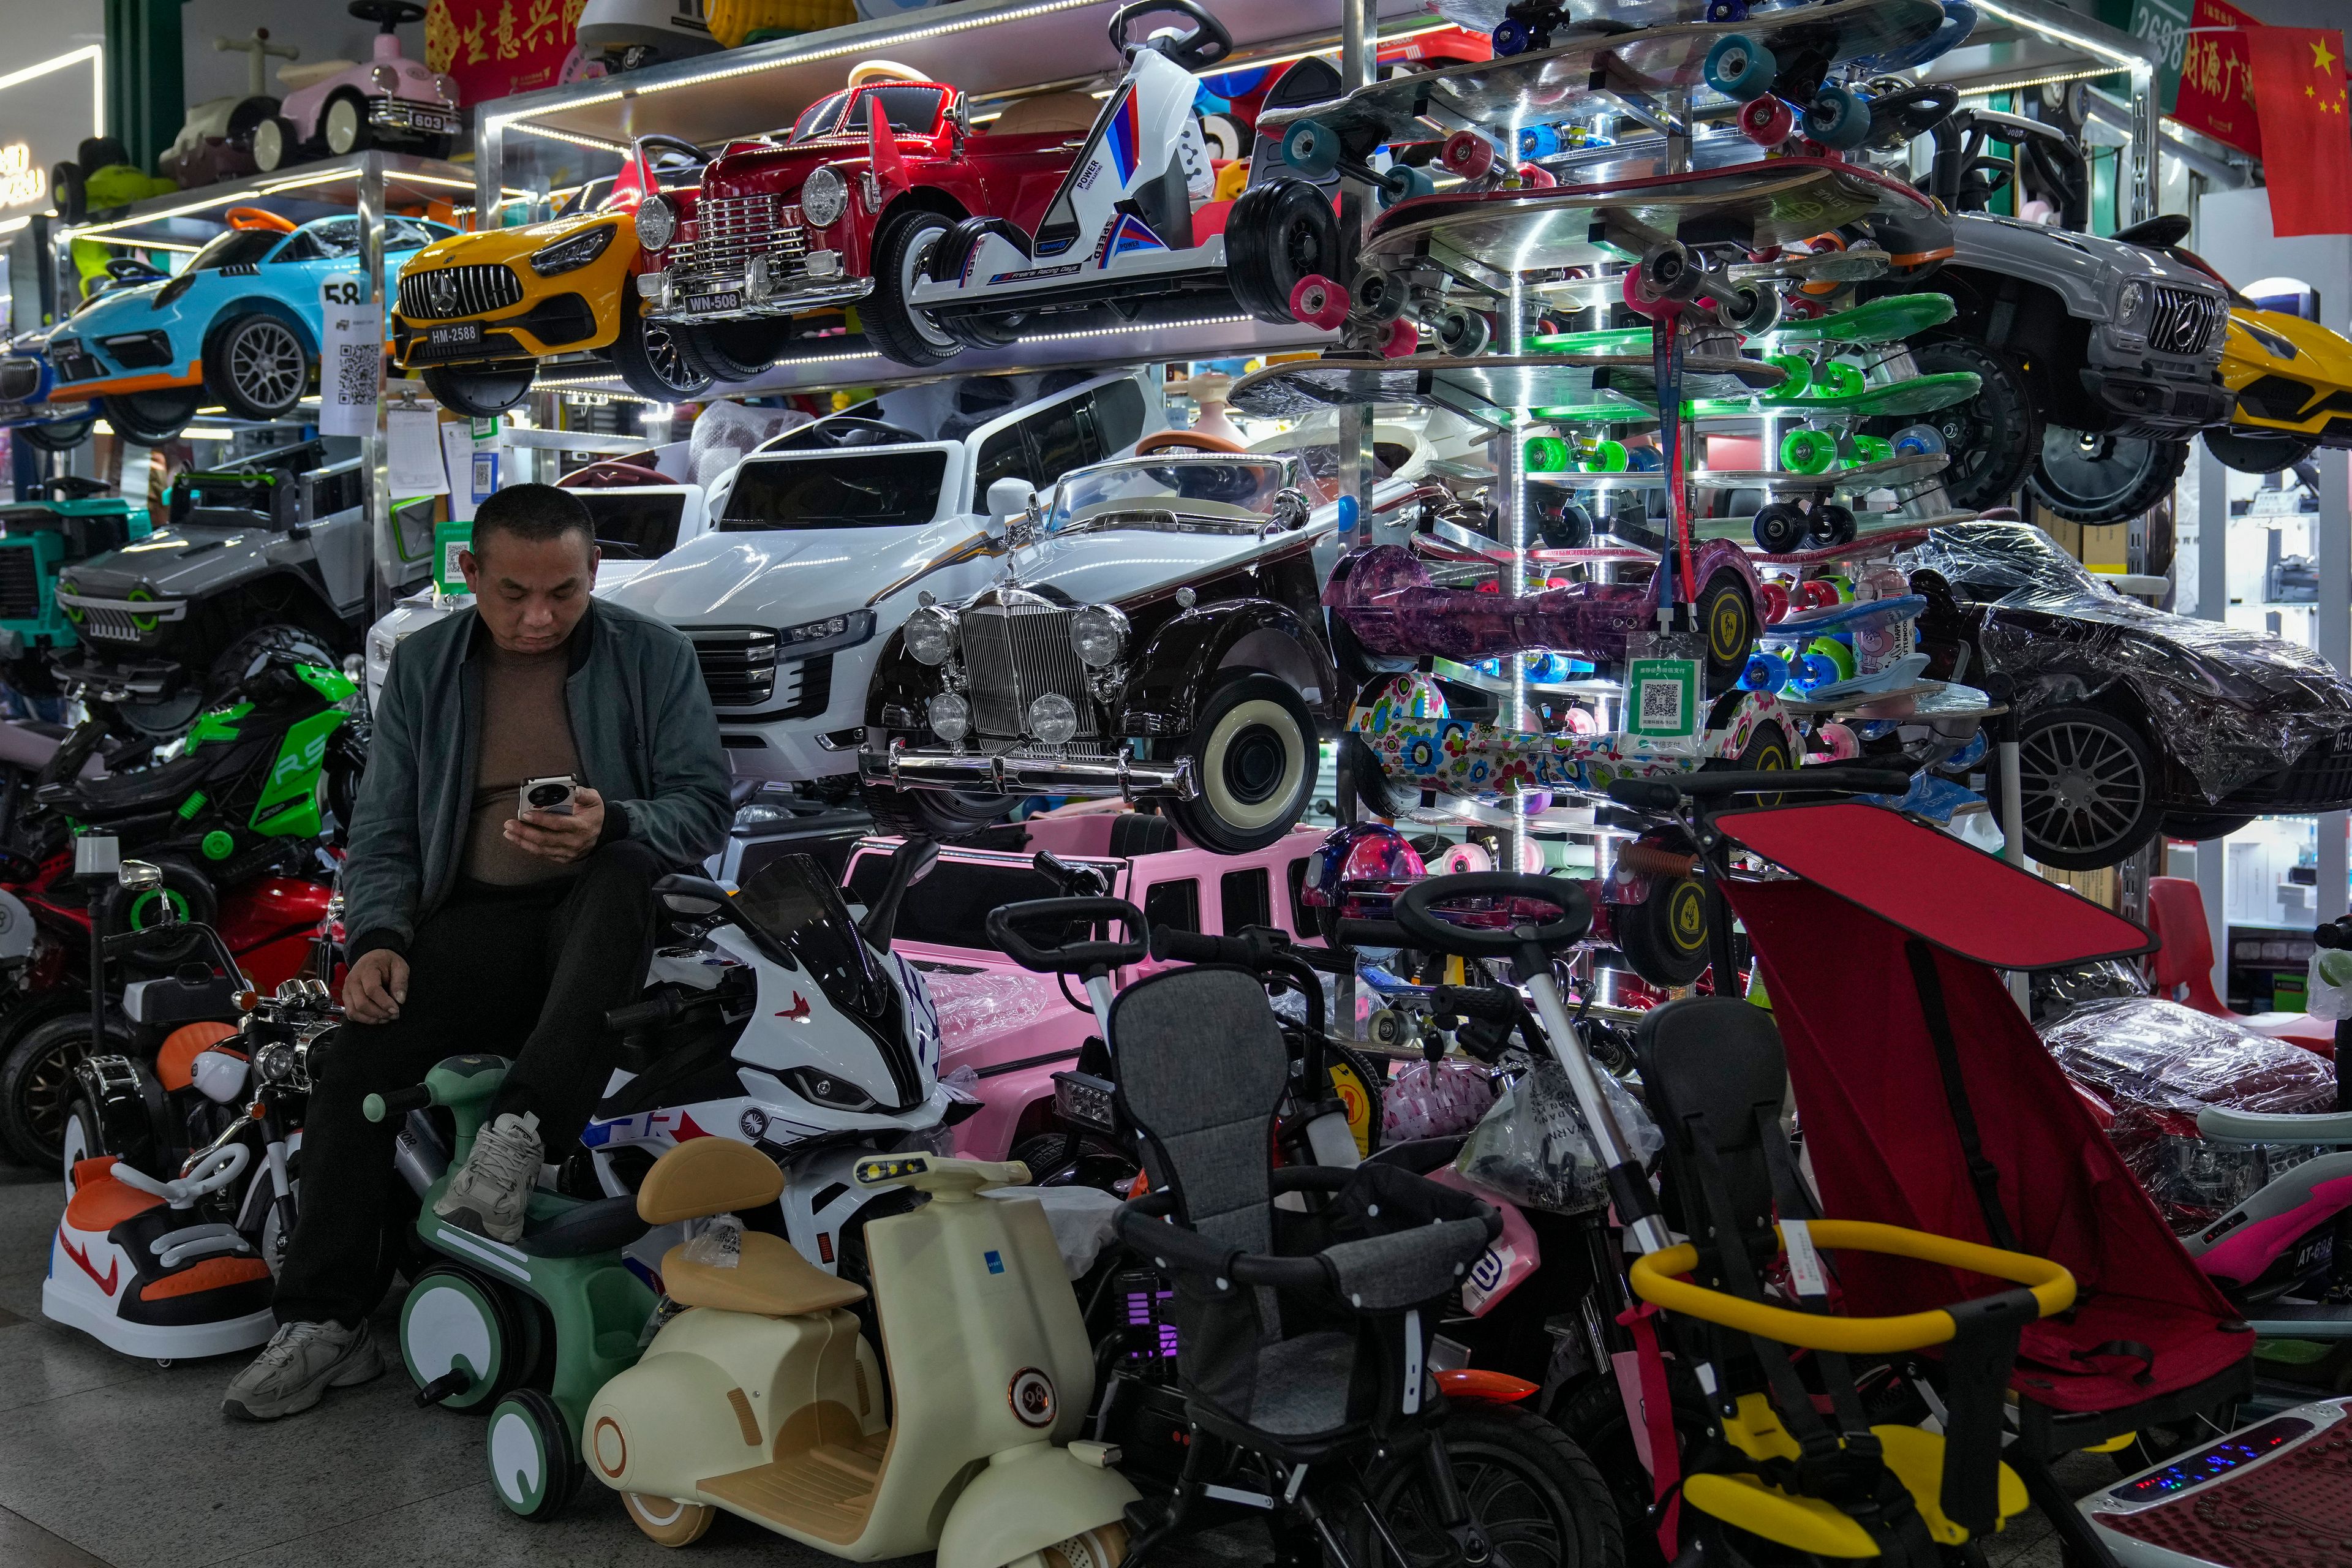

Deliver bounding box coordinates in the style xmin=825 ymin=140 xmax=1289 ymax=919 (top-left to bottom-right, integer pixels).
xmin=840 ymin=810 xmax=1335 ymax=1177
xmin=252 ymin=1 xmax=464 ymax=173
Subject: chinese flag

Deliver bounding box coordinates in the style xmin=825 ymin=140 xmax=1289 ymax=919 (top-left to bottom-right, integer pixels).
xmin=2246 ymin=28 xmax=2352 ymax=237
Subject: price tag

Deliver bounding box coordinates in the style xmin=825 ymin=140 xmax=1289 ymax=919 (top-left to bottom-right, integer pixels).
xmin=1781 ymin=1218 xmax=1829 ymax=1300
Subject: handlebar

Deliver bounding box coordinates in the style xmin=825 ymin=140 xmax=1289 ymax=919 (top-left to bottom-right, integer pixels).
xmin=1108 ymin=0 xmax=1231 ymax=69
xmin=986 ymin=897 xmax=1147 ymax=975
xmin=363 ymin=1083 xmax=433 ymax=1123
xmin=1430 ymin=985 xmax=1521 ymax=1025
xmin=1605 ymin=766 xmax=1912 ymax=813
xmin=1335 ymin=918 xmax=1411 ymax=951
xmin=605 ymin=995 xmax=680 ymax=1035
xmin=1392 ymin=873 xmax=1594 ymax=961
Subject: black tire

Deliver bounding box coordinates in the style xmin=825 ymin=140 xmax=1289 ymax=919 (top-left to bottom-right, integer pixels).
xmin=2206 ymin=426 xmax=2321 ymax=477
xmin=862 ymin=208 xmax=961 ymax=368
xmin=855 ymin=775 xmax=1011 ymax=841
xmin=1008 ymin=1131 xmax=1137 ymax=1193
xmin=1751 ymin=501 xmax=1807 ymax=553
xmin=1692 ymin=567 xmax=1756 ymax=698
xmin=1354 ymin=1401 xmax=1624 ymax=1568
xmin=1872 ymin=339 xmax=2040 ymax=512
xmin=0 ymin=1012 xmax=124 ymax=1169
xmin=1343 ymin=732 xmax=1423 ymax=821
xmin=486 ymin=1387 xmax=586 ymax=1520
xmin=1999 ymin=703 xmax=2163 ymax=870
xmin=51 ymin=162 xmax=86 ymax=225
xmin=1166 ymin=673 xmax=1317 ymax=853
xmin=209 ymin=622 xmax=338 ymax=698
xmin=609 ymin=311 xmax=710 ymax=401
xmin=2027 ymin=429 xmax=2190 ymax=524
xmin=1611 ymin=873 xmax=1711 ymax=989
xmin=102 ymin=388 xmax=201 ymax=445
xmin=1226 ymin=176 xmax=1342 ymax=324
xmin=18 ymin=418 xmax=95 ymax=453
xmin=941 ymin=309 xmax=1025 ymax=350
xmin=1699 ymin=716 xmax=1792 ymax=806
xmin=423 ymin=363 xmax=535 ymax=418
xmin=205 ymin=312 xmax=311 ymax=421
xmin=1555 ymin=1377 xmax=1717 ymax=1568
xmin=677 ymin=319 xmax=787 ymax=383
xmin=100 ymin=853 xmax=221 ymax=963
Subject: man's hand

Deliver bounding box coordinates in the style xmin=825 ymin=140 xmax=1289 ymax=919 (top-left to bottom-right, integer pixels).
xmin=505 ymin=785 xmax=606 ymax=866
xmin=345 ymin=948 xmax=410 ymax=1024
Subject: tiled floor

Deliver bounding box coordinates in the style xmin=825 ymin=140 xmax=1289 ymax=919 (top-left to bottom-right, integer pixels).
xmin=0 ymin=1162 xmax=2083 ymax=1568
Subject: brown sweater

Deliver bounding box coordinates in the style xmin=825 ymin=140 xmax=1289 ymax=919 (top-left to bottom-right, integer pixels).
xmin=462 ymin=640 xmax=581 ymax=886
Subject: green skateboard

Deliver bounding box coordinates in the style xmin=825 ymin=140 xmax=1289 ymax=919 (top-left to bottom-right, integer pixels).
xmin=1227 ymin=350 xmax=1786 ymax=431
xmin=1689 ymin=370 xmax=1980 ymax=419
xmin=1764 ymin=292 xmax=1954 ymax=346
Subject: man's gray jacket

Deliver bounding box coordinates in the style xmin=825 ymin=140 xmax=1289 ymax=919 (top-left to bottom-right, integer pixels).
xmin=342 ymin=598 xmax=730 ymax=961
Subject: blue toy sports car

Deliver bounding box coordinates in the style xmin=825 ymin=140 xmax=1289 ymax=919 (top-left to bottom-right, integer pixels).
xmin=31 ymin=209 xmax=452 ymax=443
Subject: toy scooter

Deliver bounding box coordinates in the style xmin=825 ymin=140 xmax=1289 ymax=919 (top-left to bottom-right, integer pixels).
xmin=586 ymin=1140 xmax=1137 ymax=1559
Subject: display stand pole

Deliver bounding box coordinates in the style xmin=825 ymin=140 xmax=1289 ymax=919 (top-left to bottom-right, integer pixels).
xmin=2319 ymin=449 xmax=2351 ymax=924
xmin=358 ymin=152 xmax=395 ymax=627
xmin=2194 ymin=443 xmax=2230 ymax=998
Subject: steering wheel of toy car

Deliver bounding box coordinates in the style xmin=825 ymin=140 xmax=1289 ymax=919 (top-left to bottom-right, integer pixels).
xmin=1391 ymin=872 xmax=1594 ymax=959
xmin=557 ymin=459 xmax=669 ymax=489
xmin=632 ymin=133 xmax=709 ymax=177
xmin=1109 ymin=0 xmax=1232 ymax=70
xmin=802 ymin=416 xmax=930 ymax=448
xmin=350 ymin=0 xmax=428 ymax=29
xmin=103 ymin=258 xmax=167 ymax=282
xmin=1869 ymin=83 xmax=1957 ymax=144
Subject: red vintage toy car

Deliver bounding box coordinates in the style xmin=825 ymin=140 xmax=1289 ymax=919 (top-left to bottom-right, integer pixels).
xmin=634 ymin=63 xmax=1095 ymax=374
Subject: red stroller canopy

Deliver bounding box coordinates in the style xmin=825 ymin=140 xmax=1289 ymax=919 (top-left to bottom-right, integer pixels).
xmin=1717 ymin=805 xmax=2246 ymax=1417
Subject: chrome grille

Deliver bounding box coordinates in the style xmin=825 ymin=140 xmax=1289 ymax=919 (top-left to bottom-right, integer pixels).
xmin=78 ymin=605 xmax=143 ymax=642
xmin=962 ymin=601 xmax=1098 ymax=741
xmin=2149 ymin=285 xmax=2227 ymax=358
xmin=398 ymin=263 xmax=525 ymax=322
xmin=690 ymin=628 xmax=778 ymax=707
xmin=685 ymin=196 xmax=809 ymax=274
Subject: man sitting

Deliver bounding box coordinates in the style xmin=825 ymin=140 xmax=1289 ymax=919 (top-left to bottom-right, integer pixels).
xmin=224 ymin=483 xmax=731 ymax=1420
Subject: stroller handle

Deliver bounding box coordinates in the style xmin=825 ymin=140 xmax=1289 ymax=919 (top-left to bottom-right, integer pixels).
xmin=1606 ymin=766 xmax=1912 ymax=812
xmin=1629 ymin=1219 xmax=2075 ymax=1355
xmin=1391 ymin=873 xmax=1593 ymax=959
xmin=986 ymin=897 xmax=1148 ymax=975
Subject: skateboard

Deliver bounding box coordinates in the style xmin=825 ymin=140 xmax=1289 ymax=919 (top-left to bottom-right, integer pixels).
xmin=1259 ymin=0 xmax=1945 ymax=153
xmin=1227 ymin=350 xmax=1785 ymax=431
xmin=1747 ymin=593 xmax=1927 ymax=701
xmin=1689 ymin=370 xmax=1980 ymax=419
xmin=1766 ymin=291 xmax=1954 ymax=345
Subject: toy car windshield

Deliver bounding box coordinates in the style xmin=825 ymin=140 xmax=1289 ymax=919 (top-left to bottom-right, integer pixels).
xmin=790 ymin=85 xmax=946 ymax=142
xmin=1047 ymin=454 xmax=1303 ymax=537
xmin=1909 ymin=521 xmax=2117 ymax=608
xmin=731 ymin=854 xmax=892 ymax=1020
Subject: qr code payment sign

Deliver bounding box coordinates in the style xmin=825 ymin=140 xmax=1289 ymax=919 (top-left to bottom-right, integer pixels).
xmin=1626 ymin=657 xmax=1698 ymax=743
xmin=1638 ymin=679 xmax=1682 ymax=729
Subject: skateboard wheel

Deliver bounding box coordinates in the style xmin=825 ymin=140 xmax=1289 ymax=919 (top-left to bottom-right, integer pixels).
xmin=1492 ymin=17 xmax=1533 ymax=56
xmin=1810 ymin=504 xmax=1858 ymax=547
xmin=1281 ymin=119 xmax=1341 ymax=179
xmin=1890 ymin=422 xmax=1945 ymax=457
xmin=1706 ymin=0 xmax=1750 ymax=19
xmin=1517 ymin=162 xmax=1556 ymax=189
xmin=1525 ymin=435 xmax=1571 ymax=473
xmin=1442 ymin=130 xmax=1497 ymax=179
xmin=1436 ymin=306 xmax=1491 ymax=356
xmin=1781 ymin=428 xmax=1838 ymax=475
xmin=1621 ymin=266 xmax=1672 ymax=321
xmin=1624 ymin=445 xmax=1663 ymax=472
xmin=1580 ymin=439 xmax=1629 ymax=473
xmin=1719 ymin=280 xmax=1780 ymax=337
xmin=1380 ymin=317 xmax=1420 ymax=359
xmin=1847 ymin=435 xmax=1894 ymax=467
xmin=1798 ymin=578 xmax=1841 ymax=610
xmin=1738 ymin=95 xmax=1795 ymax=146
xmin=1354 ymin=268 xmax=1410 ymax=323
xmin=1741 ymin=652 xmax=1787 ymax=693
xmin=1814 ymin=360 xmax=1866 ymax=398
xmin=1765 ymin=353 xmax=1811 ymax=396
xmin=1757 ymin=579 xmax=1790 ymax=624
xmin=1289 ymin=274 xmax=1349 ymax=331
xmin=1704 ymin=34 xmax=1776 ymax=99
xmin=1379 ymin=164 xmax=1436 ymax=209
xmin=1805 ymin=638 xmax=1856 ymax=680
xmin=1517 ymin=125 xmax=1561 ymax=161
xmin=1752 ymin=501 xmax=1809 ymax=553
xmin=1804 ymin=85 xmax=1872 ymax=150
xmin=1814 ymin=720 xmax=1860 ymax=761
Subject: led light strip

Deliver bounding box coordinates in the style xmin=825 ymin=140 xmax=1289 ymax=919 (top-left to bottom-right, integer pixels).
xmin=0 ymin=45 xmax=104 ymax=137
xmin=1954 ymin=66 xmax=2120 ymax=100
xmin=1969 ymin=0 xmax=2154 ymax=73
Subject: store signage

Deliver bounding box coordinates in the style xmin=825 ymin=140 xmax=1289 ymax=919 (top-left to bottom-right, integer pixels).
xmin=426 ymin=0 xmax=592 ymax=105
xmin=2126 ymin=0 xmax=2263 ymax=155
xmin=0 ymin=144 xmax=42 ymax=209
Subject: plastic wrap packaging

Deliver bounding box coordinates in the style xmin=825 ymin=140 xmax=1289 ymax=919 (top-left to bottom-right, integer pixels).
xmin=689 ymin=401 xmax=810 ymax=493
xmin=2308 ymin=948 xmax=2352 ymax=1023
xmin=1903 ymin=522 xmax=2352 ymax=805
xmin=2029 ymin=959 xmax=2152 ymax=1025
xmin=1455 ymin=1057 xmax=1663 ymax=1216
xmin=924 ymin=971 xmax=1063 ymax=1055
xmin=1383 ymin=1058 xmax=1500 ymax=1144
xmin=680 ymin=1212 xmax=743 ymax=1269
xmin=2041 ymin=996 xmax=2337 ymax=1232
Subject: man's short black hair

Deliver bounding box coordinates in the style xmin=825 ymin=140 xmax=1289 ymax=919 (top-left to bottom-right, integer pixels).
xmin=470 ymin=483 xmax=594 ymax=559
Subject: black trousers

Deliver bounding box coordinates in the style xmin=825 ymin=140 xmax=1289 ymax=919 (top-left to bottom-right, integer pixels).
xmin=273 ymin=839 xmax=662 ymax=1327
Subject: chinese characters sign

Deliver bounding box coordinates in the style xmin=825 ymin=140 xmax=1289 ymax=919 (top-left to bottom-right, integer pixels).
xmin=0 ymin=144 xmax=42 ymax=209
xmin=2174 ymin=0 xmax=2262 ymax=158
xmin=424 ymin=0 xmax=592 ymax=105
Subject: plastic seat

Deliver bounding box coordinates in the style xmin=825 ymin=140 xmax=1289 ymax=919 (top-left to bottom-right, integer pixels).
xmin=277 ymin=59 xmax=355 ymax=91
xmin=659 ymin=1230 xmax=868 ymax=1316
xmin=36 ymin=747 xmax=224 ymax=820
xmin=2148 ymin=875 xmax=2335 ymax=1055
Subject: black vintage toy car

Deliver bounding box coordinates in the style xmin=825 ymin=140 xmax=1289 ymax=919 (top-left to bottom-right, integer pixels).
xmin=1908 ymin=521 xmax=2352 ymax=869
xmin=861 ymin=451 xmax=1340 ymax=852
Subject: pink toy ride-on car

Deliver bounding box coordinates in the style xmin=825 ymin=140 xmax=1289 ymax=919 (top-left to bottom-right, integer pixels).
xmin=252 ymin=1 xmax=464 ymax=173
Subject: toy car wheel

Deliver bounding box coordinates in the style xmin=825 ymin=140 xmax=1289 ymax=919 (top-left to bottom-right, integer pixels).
xmin=0 ymin=1012 xmax=125 ymax=1169
xmin=1167 ymin=673 xmax=1318 ymax=853
xmin=864 ymin=208 xmax=962 ymax=368
xmin=609 ymin=314 xmax=710 ymax=402
xmin=18 ymin=418 xmax=95 ymax=453
xmin=941 ymin=309 xmax=1027 ymax=350
xmin=1867 ymin=339 xmax=2038 ymax=511
xmin=1613 ymin=870 xmax=1713 ymax=987
xmin=1341 ymin=733 xmax=1423 ymax=821
xmin=2204 ymin=426 xmax=2320 ymax=477
xmin=677 ymin=320 xmax=788 ymax=383
xmin=2025 ymin=429 xmax=2190 ymax=524
xmin=487 ymin=1389 xmax=584 ymax=1520
xmin=1694 ymin=567 xmax=1759 ymax=696
xmin=50 ymin=162 xmax=86 ymax=225
xmin=856 ymin=777 xmax=1013 ymax=842
xmin=423 ymin=363 xmax=537 ymax=418
xmin=1353 ymin=1403 xmax=1619 ymax=1568
xmin=251 ymin=116 xmax=298 ymax=173
xmin=1703 ymin=35 xmax=1777 ymax=99
xmin=101 ymin=389 xmax=200 ymax=445
xmin=323 ymin=92 xmax=372 ymax=158
xmin=401 ymin=1264 xmax=522 ymax=1413
xmin=59 ymin=1094 xmax=103 ymax=1197
xmin=1996 ymin=703 xmax=2162 ymax=870
xmin=206 ymin=312 xmax=311 ymax=421
xmin=1226 ymin=178 xmax=1341 ymax=326
xmin=1751 ymin=500 xmax=1808 ymax=553
xmin=623 ymin=1493 xmax=718 ymax=1547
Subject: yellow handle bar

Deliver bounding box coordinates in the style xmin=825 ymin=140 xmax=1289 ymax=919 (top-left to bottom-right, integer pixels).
xmin=1628 ymin=1219 xmax=2076 ymax=1356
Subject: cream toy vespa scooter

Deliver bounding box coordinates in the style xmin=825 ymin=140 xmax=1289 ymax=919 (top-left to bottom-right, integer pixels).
xmin=584 ymin=1138 xmax=1136 ymax=1564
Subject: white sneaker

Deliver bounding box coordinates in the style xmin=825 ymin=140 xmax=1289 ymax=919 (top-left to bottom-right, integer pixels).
xmin=433 ymin=1110 xmax=542 ymax=1242
xmin=222 ymin=1319 xmax=383 ymax=1421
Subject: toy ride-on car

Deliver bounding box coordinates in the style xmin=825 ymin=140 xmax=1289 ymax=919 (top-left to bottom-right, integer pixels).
xmin=251 ymin=1 xmax=464 ymax=172
xmin=0 ymin=476 xmax=151 ymax=698
xmin=46 ymin=208 xmax=453 ymax=442
xmin=394 ymin=135 xmax=715 ymax=412
xmin=862 ymin=451 xmax=1341 ymax=851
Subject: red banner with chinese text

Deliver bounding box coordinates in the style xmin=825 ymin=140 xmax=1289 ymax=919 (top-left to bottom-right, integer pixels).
xmin=424 ymin=0 xmax=591 ymax=107
xmin=2175 ymin=0 xmax=2261 ymax=157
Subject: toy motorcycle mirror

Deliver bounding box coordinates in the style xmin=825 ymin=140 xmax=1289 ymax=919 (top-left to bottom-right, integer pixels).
xmin=117 ymin=860 xmax=163 ymax=894
xmin=857 ymin=836 xmax=938 ymax=951
xmin=653 ymin=872 xmax=728 ymax=918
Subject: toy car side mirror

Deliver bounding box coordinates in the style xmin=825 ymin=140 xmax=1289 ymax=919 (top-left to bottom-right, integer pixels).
xmin=654 ymin=872 xmax=731 ymax=918
xmin=118 ymin=861 xmax=164 ymax=893
xmin=987 ymin=477 xmax=1038 ymax=526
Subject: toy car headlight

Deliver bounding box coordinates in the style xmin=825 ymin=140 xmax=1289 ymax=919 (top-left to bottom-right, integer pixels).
xmin=779 ymin=609 xmax=875 ymax=655
xmin=1028 ymin=692 xmax=1079 ymax=745
xmin=903 ymin=606 xmax=957 ymax=665
xmin=927 ymin=692 xmax=971 ymax=742
xmin=2115 ymin=279 xmax=2146 ymax=330
xmin=530 ymin=223 xmax=617 ymax=276
xmin=1069 ymin=604 xmax=1128 ymax=668
xmin=801 ymin=165 xmax=848 ymax=229
xmin=434 ymin=74 xmax=461 ymax=106
xmin=782 ymin=1065 xmax=878 ymax=1112
xmin=371 ymin=64 xmax=401 ymax=92
xmin=635 ymin=195 xmax=677 ymax=252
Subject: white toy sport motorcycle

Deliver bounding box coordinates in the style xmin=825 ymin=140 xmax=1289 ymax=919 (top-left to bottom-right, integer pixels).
xmin=906 ymin=0 xmax=1340 ymax=356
